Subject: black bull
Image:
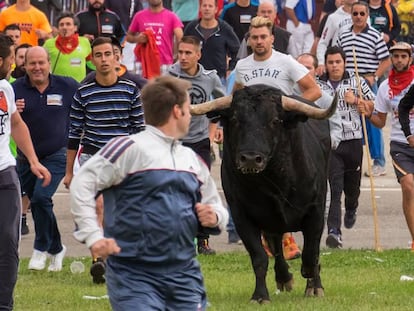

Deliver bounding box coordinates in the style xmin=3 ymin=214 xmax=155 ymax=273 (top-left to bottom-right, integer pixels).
xmin=192 ymin=84 xmax=338 ymax=303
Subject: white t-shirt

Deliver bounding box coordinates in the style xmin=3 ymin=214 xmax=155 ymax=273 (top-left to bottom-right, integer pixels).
xmin=375 ymin=79 xmax=414 ymax=144
xmin=0 ymin=79 xmax=17 ymax=170
xmin=235 ymin=49 xmax=309 ymax=95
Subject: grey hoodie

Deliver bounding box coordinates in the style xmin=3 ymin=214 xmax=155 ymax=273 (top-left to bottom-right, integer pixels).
xmin=168 ymin=62 xmax=225 ymax=144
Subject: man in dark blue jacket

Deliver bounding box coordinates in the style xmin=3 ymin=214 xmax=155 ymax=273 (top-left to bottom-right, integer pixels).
xmin=184 ymin=0 xmax=240 ymax=85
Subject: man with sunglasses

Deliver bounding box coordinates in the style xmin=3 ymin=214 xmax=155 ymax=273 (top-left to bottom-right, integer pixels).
xmin=337 ymin=1 xmax=391 ymax=178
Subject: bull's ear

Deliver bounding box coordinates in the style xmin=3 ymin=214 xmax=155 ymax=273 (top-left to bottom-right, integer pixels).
xmin=282 ymin=111 xmax=308 ymax=129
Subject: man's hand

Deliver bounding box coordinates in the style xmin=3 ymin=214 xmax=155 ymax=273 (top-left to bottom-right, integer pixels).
xmin=137 ymin=33 xmax=148 ymax=44
xmin=408 ymin=136 xmax=414 ymax=148
xmin=195 ymin=203 xmax=218 ymax=228
xmin=30 ymin=162 xmax=51 ymax=187
xmin=90 ymin=238 xmax=121 ymax=260
xmin=63 ymin=173 xmax=73 ymax=189
xmin=214 ymin=128 xmax=223 ymax=144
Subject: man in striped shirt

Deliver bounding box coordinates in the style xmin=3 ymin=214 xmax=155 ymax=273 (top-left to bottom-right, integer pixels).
xmin=337 ymin=1 xmax=391 ymax=177
xmin=64 ymin=36 xmax=145 ymax=283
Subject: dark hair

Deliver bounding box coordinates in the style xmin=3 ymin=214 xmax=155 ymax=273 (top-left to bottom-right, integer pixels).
xmin=325 ymin=46 xmax=346 ymax=64
xmin=200 ymin=0 xmax=218 ymax=6
xmin=56 ymin=11 xmax=80 ymax=27
xmin=179 ymin=35 xmax=201 ymax=51
xmin=15 ymin=43 xmax=32 ymax=56
xmin=0 ymin=34 xmax=14 ymax=59
xmin=141 ymin=76 xmax=191 ymax=126
xmin=352 ymin=1 xmax=370 ymax=15
xmin=91 ymin=36 xmax=114 ymax=53
xmin=110 ymin=36 xmax=122 ymax=52
xmin=297 ymin=53 xmax=318 ymax=69
xmin=4 ymin=24 xmax=20 ymax=33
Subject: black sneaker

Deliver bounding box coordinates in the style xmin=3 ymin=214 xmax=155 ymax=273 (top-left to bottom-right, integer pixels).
xmin=21 ymin=219 xmax=29 ymax=235
xmin=326 ymin=229 xmax=343 ymax=248
xmin=197 ymin=239 xmax=216 ymax=255
xmin=344 ymin=209 xmax=357 ymax=229
xmin=90 ymin=257 xmax=106 ymax=284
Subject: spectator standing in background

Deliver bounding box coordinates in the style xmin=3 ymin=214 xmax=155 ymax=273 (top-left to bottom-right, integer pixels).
xmin=127 ymin=0 xmax=183 ymax=76
xmin=173 ymin=0 xmax=199 ymax=28
xmin=75 ymin=0 xmax=126 ymax=43
xmin=368 ymin=0 xmax=401 ymax=47
xmin=43 ymin=12 xmax=91 ymax=82
xmin=106 ymin=0 xmax=143 ymax=30
xmin=284 ymin=0 xmax=316 ymax=58
xmin=0 ymin=0 xmax=52 ymax=46
xmin=221 ymin=0 xmax=259 ymax=42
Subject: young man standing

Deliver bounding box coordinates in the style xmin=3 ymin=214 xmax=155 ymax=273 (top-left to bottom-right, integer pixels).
xmin=70 ymin=76 xmax=228 ymax=310
xmin=0 ymin=34 xmax=50 ymax=311
xmin=168 ymin=36 xmax=226 ymax=254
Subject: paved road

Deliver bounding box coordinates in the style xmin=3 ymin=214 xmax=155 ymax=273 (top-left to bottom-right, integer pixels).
xmin=19 ymin=125 xmax=412 ymax=258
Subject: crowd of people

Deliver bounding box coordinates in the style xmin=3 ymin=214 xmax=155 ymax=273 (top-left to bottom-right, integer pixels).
xmin=2 ymin=0 xmax=414 ymax=310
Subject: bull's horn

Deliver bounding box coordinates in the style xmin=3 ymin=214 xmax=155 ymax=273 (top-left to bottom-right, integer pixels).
xmin=190 ymin=95 xmax=233 ymax=115
xmin=281 ymin=93 xmax=338 ymax=120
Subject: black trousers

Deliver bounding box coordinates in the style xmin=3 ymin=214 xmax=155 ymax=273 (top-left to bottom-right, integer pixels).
xmin=327 ymin=139 xmax=363 ymax=232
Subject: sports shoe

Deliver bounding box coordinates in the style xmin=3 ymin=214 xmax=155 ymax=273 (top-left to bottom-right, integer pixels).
xmin=21 ymin=216 xmax=29 ymax=235
xmin=344 ymin=209 xmax=357 ymax=229
xmin=228 ymin=230 xmax=242 ymax=244
xmin=90 ymin=257 xmax=106 ymax=284
xmin=326 ymin=229 xmax=343 ymax=249
xmin=197 ymin=239 xmax=216 ymax=255
xmin=283 ymin=235 xmax=301 ymax=260
xmin=48 ymin=245 xmax=66 ymax=272
xmin=28 ymin=249 xmax=47 ymax=270
xmin=364 ymin=165 xmax=386 ymax=177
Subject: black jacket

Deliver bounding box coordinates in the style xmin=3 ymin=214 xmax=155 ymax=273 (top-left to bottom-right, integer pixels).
xmin=184 ymin=19 xmax=240 ymax=79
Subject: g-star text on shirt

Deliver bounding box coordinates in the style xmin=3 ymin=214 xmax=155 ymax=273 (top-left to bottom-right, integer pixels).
xmin=242 ymin=68 xmax=280 ymax=83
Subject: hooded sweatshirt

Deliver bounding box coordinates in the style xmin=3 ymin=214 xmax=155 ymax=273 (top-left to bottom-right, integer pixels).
xmin=168 ymin=62 xmax=225 ymax=144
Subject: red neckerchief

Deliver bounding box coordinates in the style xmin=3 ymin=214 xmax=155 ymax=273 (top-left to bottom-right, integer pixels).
xmin=55 ymin=34 xmax=79 ymax=54
xmin=388 ymin=65 xmax=414 ymax=97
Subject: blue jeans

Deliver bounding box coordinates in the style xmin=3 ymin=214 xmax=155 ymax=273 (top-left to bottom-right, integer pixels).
xmin=0 ymin=166 xmax=20 ymax=310
xmin=17 ymin=148 xmax=66 ymax=254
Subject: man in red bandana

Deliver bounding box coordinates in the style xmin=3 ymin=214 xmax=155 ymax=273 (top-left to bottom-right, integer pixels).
xmin=43 ymin=12 xmax=91 ymax=82
xmin=359 ymin=41 xmax=414 ymax=252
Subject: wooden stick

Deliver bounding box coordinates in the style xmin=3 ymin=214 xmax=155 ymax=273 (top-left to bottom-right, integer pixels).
xmin=352 ymin=46 xmax=382 ymax=252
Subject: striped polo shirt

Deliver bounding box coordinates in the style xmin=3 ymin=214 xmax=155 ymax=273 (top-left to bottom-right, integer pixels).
xmin=336 ymin=25 xmax=389 ymax=75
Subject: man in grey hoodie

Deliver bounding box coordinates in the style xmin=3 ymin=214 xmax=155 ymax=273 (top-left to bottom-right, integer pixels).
xmin=168 ymin=35 xmax=226 ymax=255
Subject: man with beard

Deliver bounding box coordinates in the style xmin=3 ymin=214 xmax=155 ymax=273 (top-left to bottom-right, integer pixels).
xmin=75 ymin=0 xmax=126 ymax=43
xmin=43 ymin=12 xmax=91 ymax=82
xmin=362 ymin=42 xmax=414 ymax=252
xmin=11 ymin=44 xmax=31 ymax=80
xmin=233 ymin=16 xmax=320 ymax=101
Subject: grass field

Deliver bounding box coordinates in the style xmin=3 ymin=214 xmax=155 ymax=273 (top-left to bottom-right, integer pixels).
xmin=14 ymin=249 xmax=414 ymax=310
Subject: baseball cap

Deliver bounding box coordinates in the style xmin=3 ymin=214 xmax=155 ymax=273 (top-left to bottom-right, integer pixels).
xmin=389 ymin=42 xmax=413 ymax=53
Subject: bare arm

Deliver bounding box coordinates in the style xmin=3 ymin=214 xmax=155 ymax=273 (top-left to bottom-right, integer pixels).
xmin=297 ymin=73 xmax=322 ymax=101
xmin=285 ymin=8 xmax=299 ymax=27
xmin=63 ymin=149 xmax=78 ymax=189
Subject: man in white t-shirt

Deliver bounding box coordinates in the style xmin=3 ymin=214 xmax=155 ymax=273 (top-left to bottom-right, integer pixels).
xmin=233 ymin=16 xmax=321 ymax=101
xmin=363 ymin=42 xmax=414 ymax=252
xmin=0 ymin=34 xmax=50 ymax=311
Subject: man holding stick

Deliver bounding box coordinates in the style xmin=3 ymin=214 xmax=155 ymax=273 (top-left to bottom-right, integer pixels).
xmin=362 ymin=41 xmax=414 ymax=252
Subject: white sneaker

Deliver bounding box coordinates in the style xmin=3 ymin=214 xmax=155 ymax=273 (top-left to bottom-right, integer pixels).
xmin=28 ymin=249 xmax=47 ymax=270
xmin=48 ymin=245 xmax=67 ymax=272
xmin=364 ymin=165 xmax=386 ymax=177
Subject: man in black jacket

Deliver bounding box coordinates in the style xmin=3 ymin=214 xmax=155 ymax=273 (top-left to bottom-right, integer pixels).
xmin=184 ymin=0 xmax=240 ymax=85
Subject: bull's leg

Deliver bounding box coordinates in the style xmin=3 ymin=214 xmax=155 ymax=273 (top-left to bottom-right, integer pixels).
xmin=237 ymin=222 xmax=271 ymax=303
xmin=301 ymin=212 xmax=325 ymax=297
xmin=263 ymin=232 xmax=293 ymax=292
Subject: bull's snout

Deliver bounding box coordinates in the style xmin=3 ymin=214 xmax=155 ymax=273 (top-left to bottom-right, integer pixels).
xmin=236 ymin=152 xmax=267 ymax=174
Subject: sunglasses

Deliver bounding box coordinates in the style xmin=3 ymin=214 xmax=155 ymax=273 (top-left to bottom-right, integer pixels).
xmin=352 ymin=11 xmax=366 ymax=16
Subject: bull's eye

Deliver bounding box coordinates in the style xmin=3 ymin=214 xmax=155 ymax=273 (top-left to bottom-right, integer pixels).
xmin=270 ymin=117 xmax=282 ymax=128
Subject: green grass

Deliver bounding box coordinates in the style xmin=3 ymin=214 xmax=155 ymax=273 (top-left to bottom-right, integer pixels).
xmin=14 ymin=249 xmax=414 ymax=310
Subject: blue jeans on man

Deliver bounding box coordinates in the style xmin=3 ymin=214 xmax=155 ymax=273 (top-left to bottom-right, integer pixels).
xmin=17 ymin=148 xmax=66 ymax=254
